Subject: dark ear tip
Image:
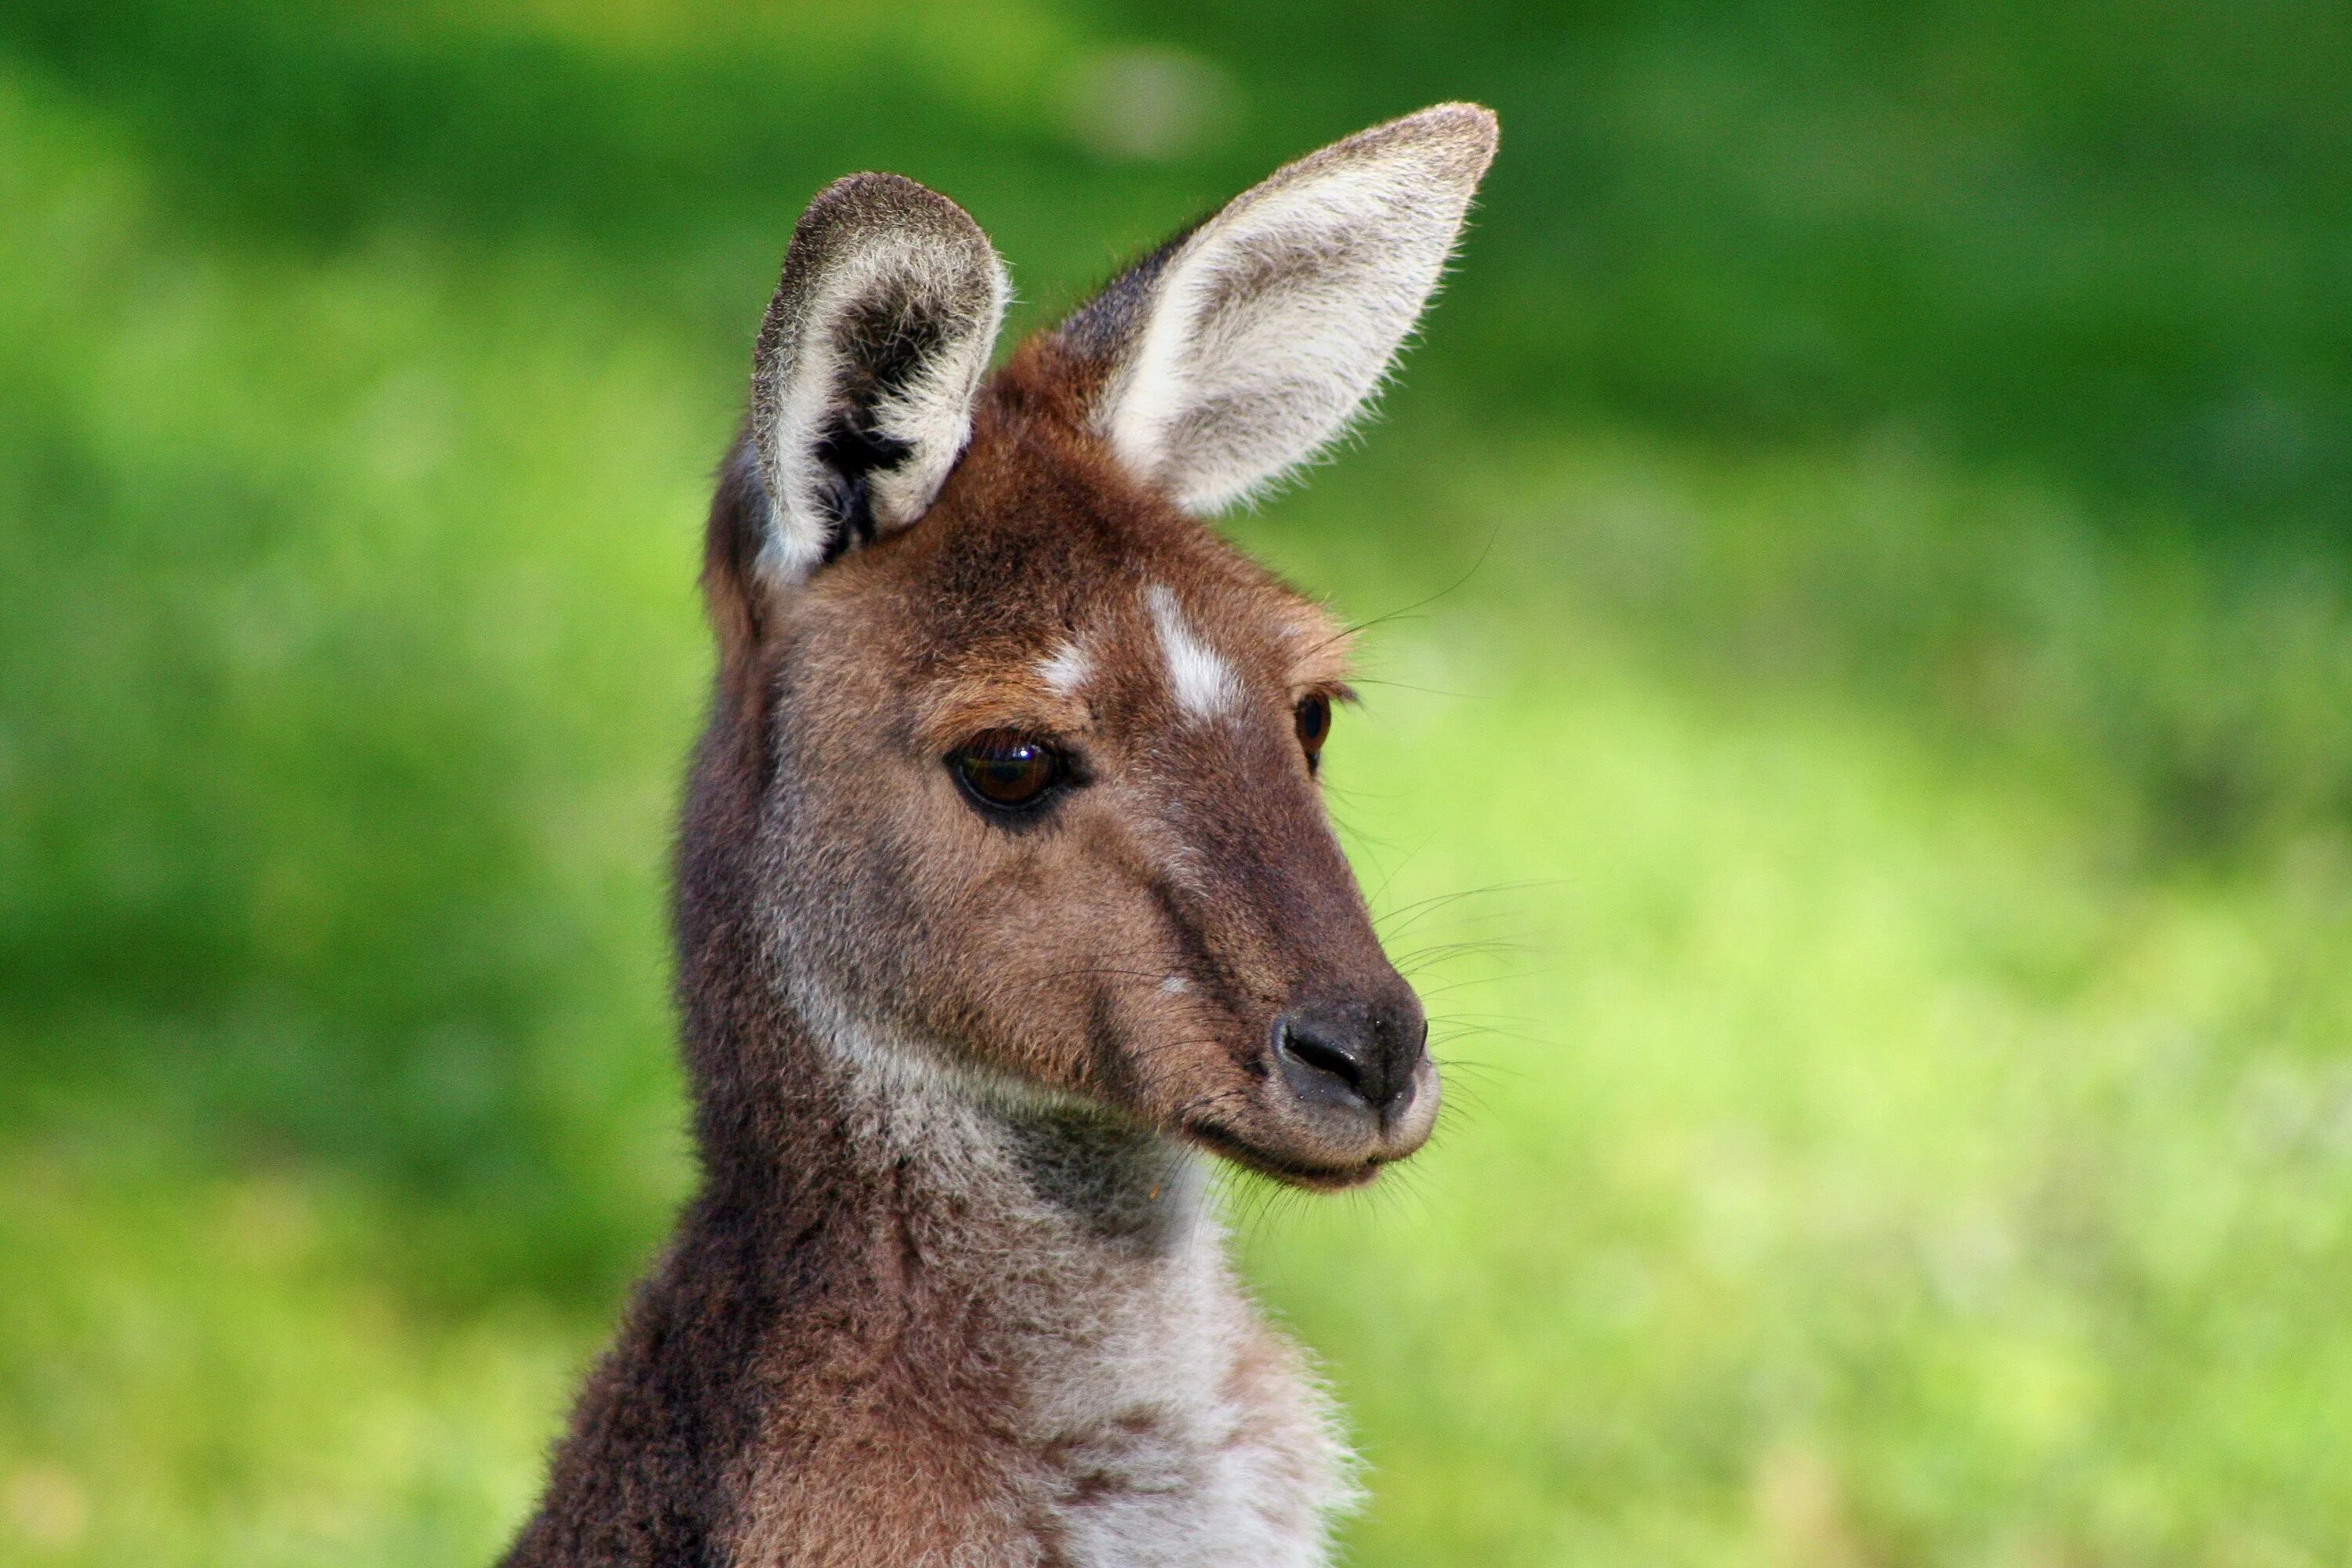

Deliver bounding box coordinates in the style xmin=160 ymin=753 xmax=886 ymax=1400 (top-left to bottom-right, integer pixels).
xmin=793 ymin=171 xmax=994 ymax=260
xmin=1345 ymin=102 xmax=1499 ymax=181
xmin=1424 ymin=101 xmax=1500 ymax=151
xmin=1425 ymin=100 xmax=1498 ymax=125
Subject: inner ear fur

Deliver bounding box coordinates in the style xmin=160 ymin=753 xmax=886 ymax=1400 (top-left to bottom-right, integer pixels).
xmin=1054 ymin=103 xmax=1497 ymax=514
xmin=748 ymin=172 xmax=1009 ymax=586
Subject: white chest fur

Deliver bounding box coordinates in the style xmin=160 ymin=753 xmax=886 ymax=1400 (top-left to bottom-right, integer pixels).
xmin=835 ymin=1036 xmax=1359 ymax=1567
xmin=1019 ymin=1207 xmax=1356 ymax=1568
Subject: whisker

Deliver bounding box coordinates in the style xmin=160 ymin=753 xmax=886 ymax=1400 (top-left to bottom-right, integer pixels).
xmin=1373 ymin=880 xmax=1555 ymax=940
xmin=1298 ymin=522 xmax=1501 ymax=660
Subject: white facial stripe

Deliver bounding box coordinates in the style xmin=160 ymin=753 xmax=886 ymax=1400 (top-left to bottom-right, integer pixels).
xmin=1146 ymin=584 xmax=1241 ymax=721
xmin=1036 ymin=639 xmax=1092 ymax=697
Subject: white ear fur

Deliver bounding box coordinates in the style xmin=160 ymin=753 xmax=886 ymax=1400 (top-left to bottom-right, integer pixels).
xmin=1072 ymin=103 xmax=1496 ymax=512
xmin=749 ymin=173 xmax=1009 ymax=583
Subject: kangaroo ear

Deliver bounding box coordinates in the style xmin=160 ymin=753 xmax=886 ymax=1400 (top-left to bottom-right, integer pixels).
xmin=1058 ymin=103 xmax=1496 ymax=513
xmin=748 ymin=172 xmax=1009 ymax=583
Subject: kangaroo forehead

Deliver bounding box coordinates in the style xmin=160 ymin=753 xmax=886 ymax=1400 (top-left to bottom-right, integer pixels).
xmin=809 ymin=394 xmax=1354 ymax=735
xmin=909 ymin=571 xmax=1347 ymax=749
xmin=887 ymin=485 xmax=1347 ymax=684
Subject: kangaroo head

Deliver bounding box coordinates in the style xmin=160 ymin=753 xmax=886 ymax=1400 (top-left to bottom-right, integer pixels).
xmin=692 ymin=105 xmax=1497 ymax=1191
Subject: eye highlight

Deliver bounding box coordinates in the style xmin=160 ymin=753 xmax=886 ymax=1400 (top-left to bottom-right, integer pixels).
xmin=950 ymin=730 xmax=1068 ymax=813
xmin=1294 ymin=693 xmax=1333 ymax=771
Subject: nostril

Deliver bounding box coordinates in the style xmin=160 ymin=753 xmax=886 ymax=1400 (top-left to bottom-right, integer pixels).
xmin=1273 ymin=1011 xmax=1396 ymax=1120
xmin=1270 ymin=995 xmax=1430 ymax=1124
xmin=1278 ymin=1022 xmax=1368 ymax=1093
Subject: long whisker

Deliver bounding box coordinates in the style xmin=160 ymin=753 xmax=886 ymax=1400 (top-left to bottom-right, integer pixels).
xmin=1372 ymin=880 xmax=1555 ymax=939
xmin=1297 ymin=521 xmax=1501 ymax=661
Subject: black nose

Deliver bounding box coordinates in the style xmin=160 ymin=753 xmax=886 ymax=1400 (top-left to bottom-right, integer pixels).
xmin=1272 ymin=995 xmax=1428 ymax=1121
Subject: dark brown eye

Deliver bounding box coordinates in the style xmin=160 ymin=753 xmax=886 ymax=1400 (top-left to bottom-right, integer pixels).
xmin=1294 ymin=693 xmax=1332 ymax=770
xmin=951 ymin=730 xmax=1066 ymax=811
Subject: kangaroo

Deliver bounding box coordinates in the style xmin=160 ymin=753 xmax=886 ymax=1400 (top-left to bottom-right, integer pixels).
xmin=502 ymin=103 xmax=1497 ymax=1568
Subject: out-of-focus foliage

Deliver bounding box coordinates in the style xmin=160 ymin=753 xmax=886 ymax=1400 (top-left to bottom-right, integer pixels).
xmin=0 ymin=3 xmax=2347 ymax=1564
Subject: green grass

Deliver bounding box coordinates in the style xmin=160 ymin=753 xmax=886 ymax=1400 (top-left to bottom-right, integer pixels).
xmin=2 ymin=3 xmax=2349 ymax=1563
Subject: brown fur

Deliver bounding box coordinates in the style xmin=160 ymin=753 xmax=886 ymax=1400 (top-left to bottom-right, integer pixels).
xmin=504 ymin=103 xmax=1496 ymax=1567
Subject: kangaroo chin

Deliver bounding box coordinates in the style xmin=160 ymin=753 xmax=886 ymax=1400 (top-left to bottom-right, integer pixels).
xmin=502 ymin=103 xmax=1497 ymax=1568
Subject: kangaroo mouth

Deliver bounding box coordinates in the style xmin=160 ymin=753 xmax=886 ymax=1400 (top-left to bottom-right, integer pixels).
xmin=1179 ymin=1117 xmax=1386 ymax=1192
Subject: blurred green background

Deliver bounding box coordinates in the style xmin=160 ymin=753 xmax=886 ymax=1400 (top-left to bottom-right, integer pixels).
xmin=2 ymin=2 xmax=2349 ymax=1563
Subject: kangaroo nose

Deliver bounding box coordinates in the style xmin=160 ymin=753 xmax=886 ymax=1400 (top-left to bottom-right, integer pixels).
xmin=1272 ymin=994 xmax=1428 ymax=1122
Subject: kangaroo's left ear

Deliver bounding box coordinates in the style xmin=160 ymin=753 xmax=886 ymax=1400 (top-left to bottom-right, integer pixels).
xmin=1057 ymin=103 xmax=1497 ymax=513
xmin=749 ymin=172 xmax=1010 ymax=584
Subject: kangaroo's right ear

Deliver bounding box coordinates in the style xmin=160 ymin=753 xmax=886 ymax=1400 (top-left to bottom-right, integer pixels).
xmin=746 ymin=172 xmax=1009 ymax=586
xmin=1054 ymin=104 xmax=1494 ymax=514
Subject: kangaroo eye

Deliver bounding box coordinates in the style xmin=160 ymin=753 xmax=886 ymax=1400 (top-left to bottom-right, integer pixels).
xmin=951 ymin=731 xmax=1066 ymax=811
xmin=1294 ymin=694 xmax=1332 ymax=770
